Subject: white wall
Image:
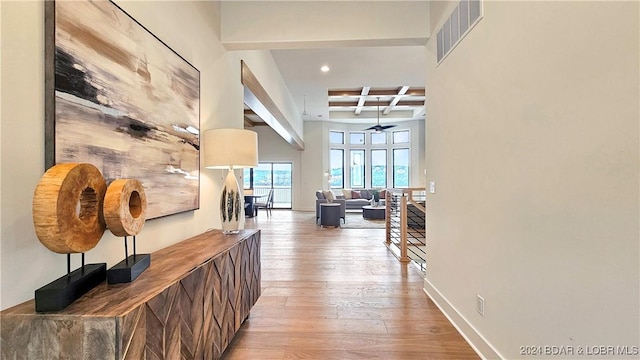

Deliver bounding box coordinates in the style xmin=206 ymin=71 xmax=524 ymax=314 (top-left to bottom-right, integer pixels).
xmin=235 ymin=50 xmax=305 ymax=145
xmin=220 ymin=1 xmax=429 ymax=49
xmin=0 ymin=1 xmax=281 ymax=310
xmin=299 ymin=121 xmax=329 ymax=211
xmin=424 ymin=1 xmax=639 ymax=359
xmin=250 ymin=126 xmax=303 ymax=209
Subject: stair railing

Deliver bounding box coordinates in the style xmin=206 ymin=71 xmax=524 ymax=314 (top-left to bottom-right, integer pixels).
xmin=385 ymin=188 xmax=427 ymax=272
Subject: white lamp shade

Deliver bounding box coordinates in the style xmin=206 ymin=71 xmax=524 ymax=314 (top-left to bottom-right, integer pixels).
xmin=203 ymin=129 xmax=258 ymax=169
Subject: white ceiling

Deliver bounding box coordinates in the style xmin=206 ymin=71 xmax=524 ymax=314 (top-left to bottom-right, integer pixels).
xmin=268 ymin=46 xmax=426 ymax=126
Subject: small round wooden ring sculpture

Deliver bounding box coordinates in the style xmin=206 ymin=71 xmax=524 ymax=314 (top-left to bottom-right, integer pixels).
xmin=32 ymin=163 xmax=107 ymax=253
xmin=103 ymin=179 xmax=147 ymax=237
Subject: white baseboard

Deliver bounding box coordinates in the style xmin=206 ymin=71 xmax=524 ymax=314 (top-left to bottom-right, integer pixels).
xmin=423 ymin=278 xmax=503 ymax=360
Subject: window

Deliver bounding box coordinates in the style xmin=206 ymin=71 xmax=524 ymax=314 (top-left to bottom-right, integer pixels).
xmin=243 ymin=168 xmax=252 ymax=189
xmin=349 ymin=132 xmax=365 ymax=145
xmin=371 ymin=132 xmax=386 ymax=145
xmin=273 ymin=163 xmax=292 ymax=188
xmin=393 ymin=148 xmax=409 ymax=187
xmin=254 ymin=163 xmax=271 ymax=188
xmin=393 ymin=130 xmax=410 ymax=144
xmin=350 ymin=150 xmax=365 ymax=188
xmin=371 ymin=149 xmax=387 ymax=188
xmin=329 ymin=128 xmax=411 ymax=189
xmin=330 ymin=131 xmax=344 ymax=144
xmin=243 ymin=162 xmax=293 ymax=208
xmin=330 ymin=149 xmax=344 ymax=188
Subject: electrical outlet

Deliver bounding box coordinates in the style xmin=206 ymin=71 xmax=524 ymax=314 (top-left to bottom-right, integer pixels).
xmin=477 ymin=295 xmax=485 ymax=317
xmin=429 ymin=181 xmax=436 ymax=194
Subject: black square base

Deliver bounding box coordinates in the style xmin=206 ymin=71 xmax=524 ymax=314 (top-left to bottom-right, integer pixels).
xmin=107 ymin=254 xmax=150 ymax=284
xmin=35 ymin=263 xmax=107 ymax=313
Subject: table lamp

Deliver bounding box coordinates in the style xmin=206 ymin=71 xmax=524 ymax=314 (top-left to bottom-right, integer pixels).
xmin=203 ymin=129 xmax=258 ymax=234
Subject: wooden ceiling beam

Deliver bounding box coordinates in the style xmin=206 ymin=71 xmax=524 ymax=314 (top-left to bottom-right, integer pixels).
xmin=329 ymin=100 xmax=424 ymax=107
xmin=404 ymin=88 xmax=426 ymax=96
xmin=367 ymin=89 xmax=401 ymax=96
xmin=243 ymin=109 xmax=269 ymax=128
xmin=244 ymin=117 xmax=269 ymax=127
xmin=242 ymin=60 xmax=304 ymax=149
xmin=329 ymin=101 xmax=366 ymax=107
xmin=327 ymin=86 xmax=425 ymax=121
xmin=328 ymin=87 xmax=425 ymax=97
xmin=389 ymin=100 xmax=425 ymax=106
xmin=328 ymin=90 xmax=362 ymax=97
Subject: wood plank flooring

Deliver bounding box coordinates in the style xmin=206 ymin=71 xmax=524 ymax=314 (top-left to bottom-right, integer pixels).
xmin=222 ymin=210 xmax=478 ymax=360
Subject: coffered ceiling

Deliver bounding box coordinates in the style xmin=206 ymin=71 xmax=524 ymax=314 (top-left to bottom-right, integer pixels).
xmin=327 ymin=86 xmax=425 ymax=122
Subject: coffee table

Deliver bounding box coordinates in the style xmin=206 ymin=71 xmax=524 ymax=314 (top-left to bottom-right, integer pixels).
xmin=362 ymin=205 xmax=385 ymax=220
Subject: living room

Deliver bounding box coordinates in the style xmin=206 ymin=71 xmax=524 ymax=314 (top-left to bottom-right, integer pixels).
xmin=247 ymin=118 xmax=425 ymax=213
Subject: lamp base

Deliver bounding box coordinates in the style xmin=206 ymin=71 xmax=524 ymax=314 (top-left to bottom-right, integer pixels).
xmin=220 ymin=169 xmax=242 ymax=234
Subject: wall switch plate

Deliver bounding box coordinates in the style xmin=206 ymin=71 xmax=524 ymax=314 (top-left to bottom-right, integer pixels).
xmin=429 ymin=181 xmax=436 ymax=194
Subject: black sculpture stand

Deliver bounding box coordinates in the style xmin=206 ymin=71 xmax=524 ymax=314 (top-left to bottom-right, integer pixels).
xmin=107 ymin=235 xmax=150 ymax=284
xmin=35 ymin=253 xmax=106 ymax=312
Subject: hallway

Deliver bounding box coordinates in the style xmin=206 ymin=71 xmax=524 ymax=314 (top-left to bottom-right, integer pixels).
xmin=222 ymin=211 xmax=478 ymax=359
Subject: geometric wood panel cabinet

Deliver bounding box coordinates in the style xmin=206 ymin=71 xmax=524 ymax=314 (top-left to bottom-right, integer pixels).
xmin=0 ymin=229 xmax=261 ymax=360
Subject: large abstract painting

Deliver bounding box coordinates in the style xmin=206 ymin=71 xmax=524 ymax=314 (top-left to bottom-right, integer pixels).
xmin=45 ymin=0 xmax=200 ymax=219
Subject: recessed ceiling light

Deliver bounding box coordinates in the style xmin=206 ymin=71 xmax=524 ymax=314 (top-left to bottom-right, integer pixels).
xmin=320 ymin=65 xmax=330 ymax=72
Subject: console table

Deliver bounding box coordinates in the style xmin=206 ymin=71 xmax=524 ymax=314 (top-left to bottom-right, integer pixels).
xmin=0 ymin=229 xmax=261 ymax=360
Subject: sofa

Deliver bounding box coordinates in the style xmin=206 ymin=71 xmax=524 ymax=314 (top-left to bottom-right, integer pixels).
xmin=315 ymin=189 xmax=386 ymax=212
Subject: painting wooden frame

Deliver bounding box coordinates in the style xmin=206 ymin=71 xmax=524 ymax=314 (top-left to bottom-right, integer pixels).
xmin=45 ymin=0 xmax=200 ymax=219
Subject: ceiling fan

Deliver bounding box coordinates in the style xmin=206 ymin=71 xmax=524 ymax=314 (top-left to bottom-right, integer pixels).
xmin=364 ymin=97 xmax=397 ymax=133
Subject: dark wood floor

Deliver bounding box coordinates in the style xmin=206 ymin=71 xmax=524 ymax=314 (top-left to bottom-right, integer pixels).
xmin=222 ymin=210 xmax=479 ymax=360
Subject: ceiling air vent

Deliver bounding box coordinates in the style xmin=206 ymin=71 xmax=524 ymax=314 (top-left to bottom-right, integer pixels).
xmin=437 ymin=0 xmax=483 ymax=64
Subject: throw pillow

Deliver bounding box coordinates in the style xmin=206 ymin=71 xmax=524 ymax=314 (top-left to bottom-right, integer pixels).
xmin=322 ymin=190 xmax=335 ymax=203
xmin=360 ymin=189 xmax=371 ymax=200
xmin=316 ymin=191 xmax=325 ymax=200
xmin=379 ymin=189 xmax=386 ymax=199
xmin=351 ymin=190 xmax=361 ymax=199
xmin=342 ymin=189 xmax=352 ymax=199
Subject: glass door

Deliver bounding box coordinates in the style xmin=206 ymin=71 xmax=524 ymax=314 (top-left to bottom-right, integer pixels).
xmin=272 ymin=163 xmax=292 ymax=208
xmin=245 ymin=162 xmax=292 ymax=209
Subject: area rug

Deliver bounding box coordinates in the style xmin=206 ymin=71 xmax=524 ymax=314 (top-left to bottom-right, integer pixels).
xmin=341 ymin=212 xmax=386 ymax=229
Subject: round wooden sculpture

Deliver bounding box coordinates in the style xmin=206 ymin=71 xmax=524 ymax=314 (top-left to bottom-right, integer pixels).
xmin=32 ymin=163 xmax=107 ymax=253
xmin=103 ymin=179 xmax=147 ymax=237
